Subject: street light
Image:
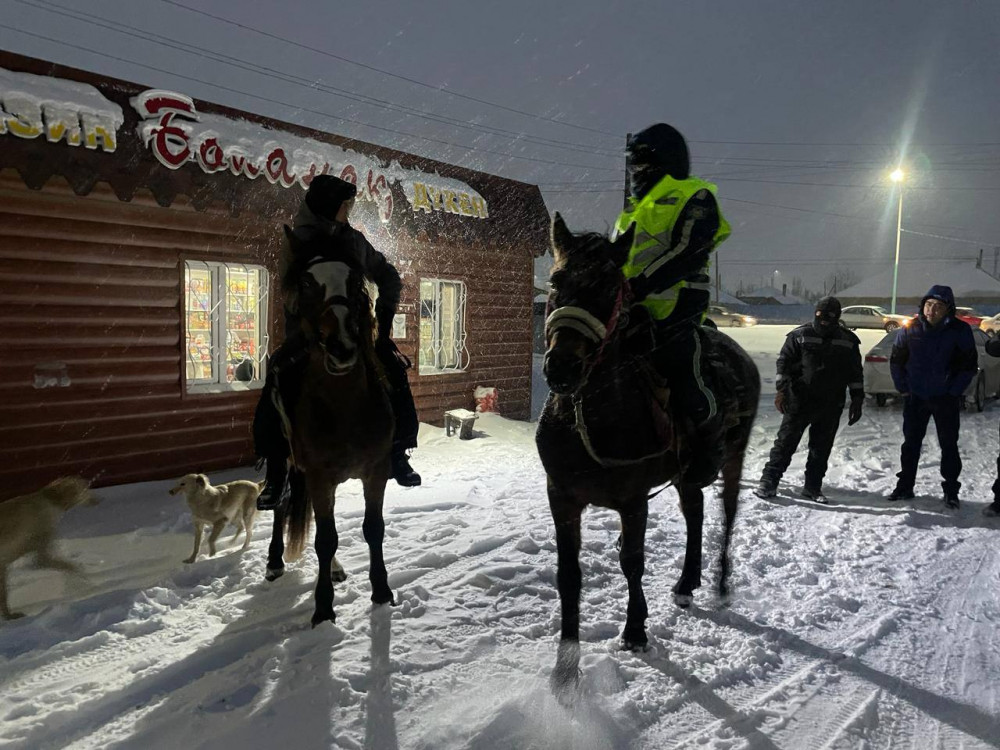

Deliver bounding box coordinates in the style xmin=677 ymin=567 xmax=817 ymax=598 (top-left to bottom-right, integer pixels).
xmin=889 ymin=168 xmax=905 ymax=314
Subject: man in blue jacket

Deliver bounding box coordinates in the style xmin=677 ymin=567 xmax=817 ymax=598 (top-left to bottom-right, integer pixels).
xmin=888 ymin=285 xmax=978 ymax=508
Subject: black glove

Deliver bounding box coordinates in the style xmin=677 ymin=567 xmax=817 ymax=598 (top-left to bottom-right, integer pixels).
xmin=774 ymin=390 xmax=787 ymax=414
xmin=848 ymin=397 xmax=863 ymax=425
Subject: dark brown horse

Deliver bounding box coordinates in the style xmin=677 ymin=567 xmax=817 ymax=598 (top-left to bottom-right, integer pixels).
xmin=536 ymin=214 xmax=760 ymax=692
xmin=265 ymin=251 xmax=395 ymax=627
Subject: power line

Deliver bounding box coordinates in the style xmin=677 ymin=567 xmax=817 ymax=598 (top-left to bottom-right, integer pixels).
xmin=154 ymin=0 xmax=624 ymax=140
xmin=0 ymin=23 xmax=625 ymax=173
xmin=14 ymin=0 xmax=626 ymax=163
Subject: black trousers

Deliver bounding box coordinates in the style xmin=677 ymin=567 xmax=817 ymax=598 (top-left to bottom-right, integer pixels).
xmin=649 ymin=324 xmax=717 ymax=425
xmin=897 ymin=394 xmax=961 ymax=495
xmin=252 ymin=336 xmax=419 ymax=461
xmin=761 ymin=404 xmax=843 ymax=490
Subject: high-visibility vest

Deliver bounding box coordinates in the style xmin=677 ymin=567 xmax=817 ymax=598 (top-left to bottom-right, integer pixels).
xmin=613 ymin=175 xmax=731 ymax=321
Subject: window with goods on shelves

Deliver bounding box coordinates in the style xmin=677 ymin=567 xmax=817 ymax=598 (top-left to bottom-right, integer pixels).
xmin=184 ymin=260 xmax=270 ymax=393
xmin=418 ymin=278 xmax=469 ymax=375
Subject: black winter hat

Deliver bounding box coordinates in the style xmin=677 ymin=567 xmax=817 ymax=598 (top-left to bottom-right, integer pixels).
xmin=304 ymin=175 xmax=357 ymax=221
xmin=626 ymin=123 xmax=690 ymax=180
xmin=815 ymin=296 xmax=842 ymax=317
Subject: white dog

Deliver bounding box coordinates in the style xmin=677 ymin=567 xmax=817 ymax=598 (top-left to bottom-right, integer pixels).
xmin=0 ymin=476 xmax=100 ymax=620
xmin=168 ymin=474 xmax=262 ymax=563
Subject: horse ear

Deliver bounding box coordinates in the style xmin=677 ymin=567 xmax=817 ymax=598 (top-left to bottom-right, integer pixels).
xmin=611 ymin=223 xmax=634 ymax=267
xmin=551 ymin=212 xmax=574 ymax=261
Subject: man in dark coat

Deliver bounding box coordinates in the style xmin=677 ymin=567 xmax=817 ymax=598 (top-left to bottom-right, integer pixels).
xmin=754 ymin=296 xmax=864 ymax=503
xmin=253 ymin=175 xmax=421 ymax=510
xmin=888 ymin=284 xmax=978 ymax=509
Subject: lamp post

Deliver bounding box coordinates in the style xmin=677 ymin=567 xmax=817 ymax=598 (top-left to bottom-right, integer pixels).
xmin=889 ymin=168 xmax=905 ymax=314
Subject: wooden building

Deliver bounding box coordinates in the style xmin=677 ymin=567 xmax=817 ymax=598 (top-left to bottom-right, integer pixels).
xmin=0 ymin=52 xmax=549 ymax=498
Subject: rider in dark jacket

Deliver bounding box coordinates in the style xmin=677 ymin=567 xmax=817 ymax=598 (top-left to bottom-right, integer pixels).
xmin=755 ymin=296 xmax=864 ymax=502
xmin=253 ymin=176 xmax=421 ymax=510
xmin=888 ymin=284 xmax=977 ymax=508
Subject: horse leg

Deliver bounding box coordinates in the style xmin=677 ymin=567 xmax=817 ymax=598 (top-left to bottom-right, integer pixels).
xmin=619 ymin=506 xmax=649 ymax=650
xmin=717 ymin=449 xmax=744 ymax=603
xmin=673 ymin=483 xmax=704 ymax=608
xmin=310 ymin=477 xmax=338 ymax=628
xmin=265 ymin=501 xmax=286 ymax=581
xmin=548 ymin=481 xmax=583 ymax=693
xmin=362 ymin=475 xmax=395 ymax=606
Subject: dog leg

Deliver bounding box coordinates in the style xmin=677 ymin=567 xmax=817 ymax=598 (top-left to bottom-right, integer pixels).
xmin=241 ymin=507 xmax=257 ymax=552
xmin=185 ymin=523 xmax=204 ymax=564
xmin=208 ymin=520 xmax=226 ymax=556
xmin=0 ymin=565 xmax=25 ymax=620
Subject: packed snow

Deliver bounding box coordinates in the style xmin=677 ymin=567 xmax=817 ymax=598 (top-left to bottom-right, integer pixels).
xmin=2 ymin=325 xmax=1000 ymax=750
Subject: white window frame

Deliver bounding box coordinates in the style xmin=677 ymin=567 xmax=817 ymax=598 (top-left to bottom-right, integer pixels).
xmin=184 ymin=260 xmax=270 ymax=394
xmin=418 ymin=278 xmax=469 ymax=375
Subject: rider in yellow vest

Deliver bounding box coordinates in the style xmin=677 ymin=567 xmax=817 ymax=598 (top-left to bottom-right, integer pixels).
xmin=612 ymin=123 xmax=731 ymax=486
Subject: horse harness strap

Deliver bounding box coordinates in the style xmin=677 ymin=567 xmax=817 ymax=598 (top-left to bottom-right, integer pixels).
xmin=572 ymin=394 xmax=673 ymax=469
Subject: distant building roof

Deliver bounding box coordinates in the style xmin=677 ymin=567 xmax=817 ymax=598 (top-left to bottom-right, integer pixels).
xmin=738 ymin=286 xmax=805 ymax=305
xmin=837 ymin=262 xmax=1000 ymax=303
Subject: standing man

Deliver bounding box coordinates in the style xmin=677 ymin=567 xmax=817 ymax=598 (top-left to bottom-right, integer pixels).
xmin=612 ymin=123 xmax=732 ymax=486
xmin=888 ymin=285 xmax=977 ymax=509
xmin=253 ymin=175 xmax=421 ymax=510
xmin=755 ymin=297 xmax=864 ymax=503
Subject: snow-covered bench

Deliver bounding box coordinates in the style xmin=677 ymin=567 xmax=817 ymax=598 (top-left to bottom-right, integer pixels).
xmin=444 ymin=408 xmax=478 ymax=439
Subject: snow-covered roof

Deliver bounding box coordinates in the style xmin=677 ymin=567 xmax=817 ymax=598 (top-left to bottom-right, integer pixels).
xmin=838 ymin=262 xmax=1000 ymax=301
xmin=737 ymin=286 xmax=805 ymax=305
xmin=712 ymin=289 xmax=748 ymax=307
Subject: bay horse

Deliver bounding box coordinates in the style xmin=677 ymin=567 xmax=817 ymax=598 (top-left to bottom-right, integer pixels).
xmin=536 ymin=213 xmax=760 ymax=691
xmin=265 ymin=242 xmax=396 ymax=627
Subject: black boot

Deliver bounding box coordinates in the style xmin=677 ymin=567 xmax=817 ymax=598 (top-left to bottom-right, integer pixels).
xmin=681 ymin=417 xmax=724 ymax=487
xmin=391 ymin=451 xmax=421 ymax=487
xmin=257 ymin=459 xmax=288 ymax=510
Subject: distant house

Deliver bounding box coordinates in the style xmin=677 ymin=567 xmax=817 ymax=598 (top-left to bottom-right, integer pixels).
xmin=738 ymin=286 xmax=805 ymax=305
xmin=837 ymin=261 xmax=1000 ymax=309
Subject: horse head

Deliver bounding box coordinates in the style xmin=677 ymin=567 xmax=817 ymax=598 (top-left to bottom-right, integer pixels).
xmin=543 ymin=212 xmax=634 ymax=395
xmin=295 ymin=254 xmax=375 ymax=376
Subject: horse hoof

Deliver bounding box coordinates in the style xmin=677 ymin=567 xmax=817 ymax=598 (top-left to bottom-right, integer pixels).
xmin=674 ymin=593 xmax=694 ymax=608
xmin=620 ymin=638 xmax=649 ymax=653
xmin=549 ymin=667 xmax=581 ymax=706
xmin=372 ymin=591 xmax=396 ymax=606
xmin=331 ymin=569 xmax=347 ymax=583
xmin=264 ymin=566 xmax=284 ymax=582
xmin=311 ymin=610 xmax=336 ymax=628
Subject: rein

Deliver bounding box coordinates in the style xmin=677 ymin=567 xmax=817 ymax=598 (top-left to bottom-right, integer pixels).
xmin=546 ymin=278 xmax=673 ymax=470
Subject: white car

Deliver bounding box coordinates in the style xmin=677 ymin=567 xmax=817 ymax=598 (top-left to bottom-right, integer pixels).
xmin=841 ymin=305 xmax=912 ymax=333
xmin=706 ymin=305 xmax=758 ymax=328
xmin=863 ymin=327 xmax=1000 ymax=411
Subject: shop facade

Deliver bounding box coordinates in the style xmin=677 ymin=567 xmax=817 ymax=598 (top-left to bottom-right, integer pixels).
xmin=0 ymin=52 xmax=549 ymax=498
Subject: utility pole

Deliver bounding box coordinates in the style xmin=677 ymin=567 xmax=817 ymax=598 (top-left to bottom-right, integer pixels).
xmin=623 ymin=133 xmax=631 ymax=210
xmin=715 ymin=259 xmax=720 ymax=302
xmin=977 ymin=248 xmax=984 ymax=269
xmin=994 ymin=247 xmax=999 ymax=278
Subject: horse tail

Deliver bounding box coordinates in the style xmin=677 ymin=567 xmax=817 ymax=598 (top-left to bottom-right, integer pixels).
xmin=284 ymin=470 xmax=311 ymax=562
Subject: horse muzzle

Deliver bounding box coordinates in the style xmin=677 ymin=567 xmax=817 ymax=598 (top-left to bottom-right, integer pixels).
xmin=320 ymin=338 xmax=358 ymax=376
xmin=543 ymin=350 xmax=585 ymax=395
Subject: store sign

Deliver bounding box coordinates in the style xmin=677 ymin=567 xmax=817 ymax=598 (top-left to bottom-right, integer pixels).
xmin=0 ymin=68 xmax=123 ymax=152
xmin=131 ymin=89 xmax=488 ymax=223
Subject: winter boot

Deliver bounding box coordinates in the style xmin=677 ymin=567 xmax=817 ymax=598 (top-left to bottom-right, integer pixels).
xmin=754 ymin=479 xmax=778 ymax=499
xmin=887 ymin=486 xmax=915 ymax=502
xmin=802 ymin=486 xmax=828 ymax=504
xmin=681 ymin=417 xmax=725 ymax=487
xmin=943 ymin=492 xmax=960 ymax=510
xmin=257 ymin=458 xmax=289 ymax=510
xmin=983 ymin=499 xmax=1000 ymax=517
xmin=391 ymin=451 xmax=421 ymax=487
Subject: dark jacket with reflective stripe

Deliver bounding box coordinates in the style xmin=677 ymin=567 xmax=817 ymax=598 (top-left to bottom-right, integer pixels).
xmin=889 ymin=316 xmax=978 ymax=398
xmin=777 ymin=323 xmax=864 ymax=409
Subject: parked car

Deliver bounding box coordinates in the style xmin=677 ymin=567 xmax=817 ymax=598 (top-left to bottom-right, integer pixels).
xmin=980 ymin=313 xmax=1000 ymax=336
xmin=840 ymin=305 xmax=912 ymax=332
xmin=706 ymin=305 xmax=758 ymax=327
xmin=863 ymin=327 xmax=1000 ymax=411
xmin=955 ymin=307 xmax=986 ymax=327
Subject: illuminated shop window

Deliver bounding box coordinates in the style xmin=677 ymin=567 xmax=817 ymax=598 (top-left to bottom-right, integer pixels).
xmin=419 ymin=279 xmax=468 ymax=374
xmin=184 ymin=261 xmax=269 ymax=392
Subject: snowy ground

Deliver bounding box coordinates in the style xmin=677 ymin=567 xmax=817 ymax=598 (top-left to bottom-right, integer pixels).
xmin=3 ymin=325 xmax=1000 ymax=749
